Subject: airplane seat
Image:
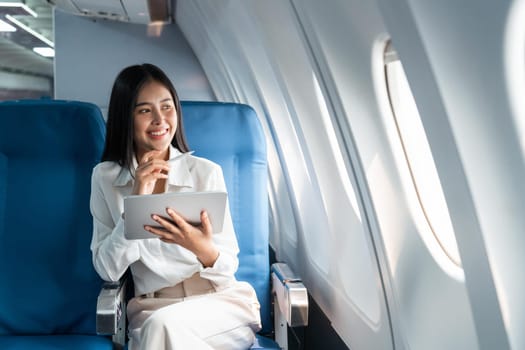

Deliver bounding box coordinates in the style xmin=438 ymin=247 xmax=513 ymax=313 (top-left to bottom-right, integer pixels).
xmin=97 ymin=101 xmax=308 ymax=349
xmin=0 ymin=99 xmax=112 ymax=349
xmin=182 ymin=101 xmax=272 ymax=335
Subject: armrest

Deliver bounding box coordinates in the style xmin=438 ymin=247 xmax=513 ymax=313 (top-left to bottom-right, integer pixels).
xmin=96 ymin=275 xmax=129 ymax=348
xmin=271 ymin=262 xmax=308 ymax=327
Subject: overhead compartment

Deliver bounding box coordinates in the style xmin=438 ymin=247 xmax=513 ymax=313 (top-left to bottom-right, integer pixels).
xmin=47 ymin=0 xmax=171 ymax=24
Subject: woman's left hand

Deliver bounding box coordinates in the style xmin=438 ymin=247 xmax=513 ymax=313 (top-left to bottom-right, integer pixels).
xmin=145 ymin=209 xmax=220 ymax=267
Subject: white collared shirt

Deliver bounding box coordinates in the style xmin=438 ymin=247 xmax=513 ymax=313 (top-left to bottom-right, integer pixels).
xmin=89 ymin=145 xmax=240 ymax=296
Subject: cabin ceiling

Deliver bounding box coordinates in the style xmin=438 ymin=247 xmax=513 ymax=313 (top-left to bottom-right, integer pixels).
xmin=0 ymin=0 xmax=172 ymax=79
xmin=0 ymin=0 xmax=53 ymax=77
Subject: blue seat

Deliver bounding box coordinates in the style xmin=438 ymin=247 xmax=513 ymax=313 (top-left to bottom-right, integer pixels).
xmin=0 ymin=100 xmax=112 ymax=349
xmin=182 ymin=102 xmax=309 ymax=349
xmin=182 ymin=101 xmax=275 ymax=348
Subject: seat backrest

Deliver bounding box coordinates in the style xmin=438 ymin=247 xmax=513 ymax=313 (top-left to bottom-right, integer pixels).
xmin=0 ymin=100 xmax=106 ymax=335
xmin=181 ymin=101 xmax=271 ymax=333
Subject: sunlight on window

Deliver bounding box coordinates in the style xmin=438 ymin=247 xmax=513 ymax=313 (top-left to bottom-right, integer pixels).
xmin=385 ymin=57 xmax=461 ymax=267
xmin=312 ymin=72 xmax=362 ymax=222
xmin=504 ymin=0 xmax=525 ymax=158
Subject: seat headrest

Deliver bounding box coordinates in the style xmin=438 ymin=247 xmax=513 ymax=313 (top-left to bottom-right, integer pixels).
xmin=0 ymin=99 xmax=106 ymax=158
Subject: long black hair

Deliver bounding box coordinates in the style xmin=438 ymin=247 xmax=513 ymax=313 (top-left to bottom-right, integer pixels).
xmin=101 ymin=63 xmax=190 ymax=168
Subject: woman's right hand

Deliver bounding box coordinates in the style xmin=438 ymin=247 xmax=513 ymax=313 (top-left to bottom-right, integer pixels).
xmin=132 ymin=150 xmax=170 ymax=195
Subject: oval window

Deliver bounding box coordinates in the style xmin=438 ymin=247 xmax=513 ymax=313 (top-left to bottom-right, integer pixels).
xmin=384 ymin=41 xmax=461 ymax=267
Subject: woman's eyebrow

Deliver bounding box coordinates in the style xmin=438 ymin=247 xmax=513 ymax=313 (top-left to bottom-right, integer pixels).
xmin=135 ymin=101 xmax=150 ymax=108
xmin=134 ymin=98 xmax=172 ymax=107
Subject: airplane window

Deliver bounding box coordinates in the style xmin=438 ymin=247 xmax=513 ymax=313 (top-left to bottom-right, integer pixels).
xmin=312 ymin=72 xmax=362 ymax=223
xmin=384 ymin=42 xmax=462 ymax=267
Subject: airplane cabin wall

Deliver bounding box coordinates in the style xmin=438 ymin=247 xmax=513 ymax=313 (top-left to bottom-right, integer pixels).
xmin=53 ymin=9 xmax=215 ymax=117
xmin=377 ymin=0 xmax=525 ymax=349
xmin=177 ymin=0 xmax=525 ymax=349
xmin=176 ymin=1 xmax=393 ymax=349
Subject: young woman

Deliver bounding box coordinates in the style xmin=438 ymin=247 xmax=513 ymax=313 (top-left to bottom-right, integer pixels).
xmin=90 ymin=63 xmax=261 ymax=350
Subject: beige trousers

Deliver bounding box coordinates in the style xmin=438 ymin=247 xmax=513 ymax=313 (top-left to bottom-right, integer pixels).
xmin=127 ymin=274 xmax=262 ymax=350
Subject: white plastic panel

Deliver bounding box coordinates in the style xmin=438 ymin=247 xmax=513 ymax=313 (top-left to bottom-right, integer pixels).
xmin=175 ymin=0 xmax=525 ymax=349
xmin=71 ymin=0 xmax=125 ymax=16
xmin=177 ymin=1 xmax=392 ymax=349
xmin=400 ymin=1 xmax=525 ymax=349
xmin=373 ymin=39 xmax=477 ymax=349
xmin=377 ymin=0 xmax=525 ymax=349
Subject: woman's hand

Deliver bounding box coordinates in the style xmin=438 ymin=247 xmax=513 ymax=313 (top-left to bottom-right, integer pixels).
xmin=132 ymin=150 xmax=170 ymax=195
xmin=145 ymin=209 xmax=220 ymax=267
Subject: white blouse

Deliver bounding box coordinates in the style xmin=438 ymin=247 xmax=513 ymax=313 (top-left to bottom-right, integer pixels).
xmin=89 ymin=145 xmax=240 ymax=296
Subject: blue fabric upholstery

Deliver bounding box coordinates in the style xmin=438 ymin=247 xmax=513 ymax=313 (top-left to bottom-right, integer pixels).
xmin=181 ymin=102 xmax=275 ymax=344
xmin=0 ymin=335 xmax=113 ymax=349
xmin=252 ymin=334 xmax=281 ymax=349
xmin=0 ymin=100 xmax=112 ymax=349
xmin=0 ymin=99 xmax=276 ymax=349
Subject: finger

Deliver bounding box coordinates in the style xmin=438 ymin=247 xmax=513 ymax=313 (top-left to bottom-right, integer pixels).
xmin=137 ymin=161 xmax=170 ymax=174
xmin=166 ymin=208 xmax=193 ymax=231
xmin=139 ymin=150 xmax=163 ymax=165
xmin=137 ymin=171 xmax=168 ymax=182
xmin=145 ymin=223 xmax=179 ymax=242
xmin=151 ymin=214 xmax=180 ymax=233
xmin=144 ymin=225 xmax=168 ymax=238
xmin=200 ymin=210 xmax=213 ymax=235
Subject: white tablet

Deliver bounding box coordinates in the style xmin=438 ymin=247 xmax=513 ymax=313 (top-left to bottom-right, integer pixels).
xmin=124 ymin=191 xmax=227 ymax=240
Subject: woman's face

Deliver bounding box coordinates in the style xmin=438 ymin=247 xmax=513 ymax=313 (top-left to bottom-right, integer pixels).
xmin=133 ymin=80 xmax=177 ymax=161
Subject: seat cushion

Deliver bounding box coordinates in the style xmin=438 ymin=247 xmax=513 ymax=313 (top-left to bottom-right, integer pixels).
xmin=0 ymin=335 xmax=113 ymax=349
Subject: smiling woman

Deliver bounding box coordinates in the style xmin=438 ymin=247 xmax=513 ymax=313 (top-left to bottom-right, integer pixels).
xmin=91 ymin=63 xmax=262 ymax=350
xmin=132 ymin=80 xmax=178 ymax=163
